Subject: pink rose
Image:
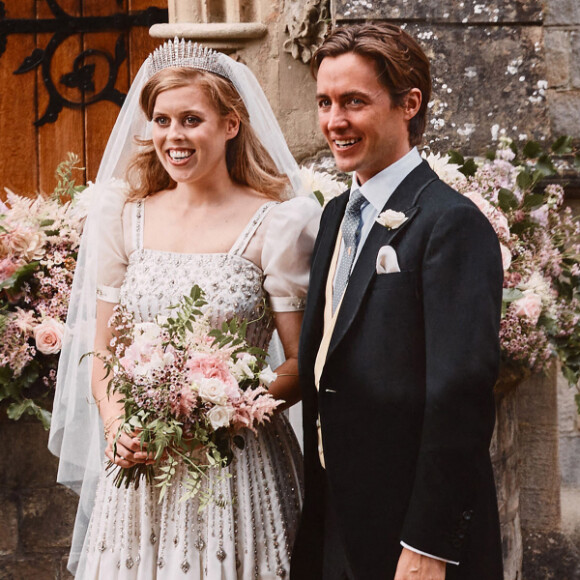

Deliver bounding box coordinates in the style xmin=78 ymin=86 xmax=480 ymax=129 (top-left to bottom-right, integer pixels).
xmin=500 ymin=244 xmax=512 ymax=271
xmin=490 ymin=212 xmax=510 ymax=240
xmin=463 ymin=190 xmax=493 ymax=214
xmin=34 ymin=318 xmax=65 ymax=355
xmin=186 ymin=353 xmax=239 ymax=399
xmin=512 ymin=292 xmax=542 ymax=326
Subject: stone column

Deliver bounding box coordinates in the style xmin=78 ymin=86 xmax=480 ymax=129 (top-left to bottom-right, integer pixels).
xmin=518 ymin=365 xmax=561 ymax=532
xmin=491 ymin=380 xmax=523 ymax=580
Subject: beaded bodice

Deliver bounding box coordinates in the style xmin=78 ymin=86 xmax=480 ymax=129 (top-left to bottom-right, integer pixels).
xmin=118 ymin=201 xmax=278 ymax=350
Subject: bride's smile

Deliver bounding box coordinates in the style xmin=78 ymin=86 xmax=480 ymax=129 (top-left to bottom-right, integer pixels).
xmin=151 ymin=83 xmax=239 ymax=188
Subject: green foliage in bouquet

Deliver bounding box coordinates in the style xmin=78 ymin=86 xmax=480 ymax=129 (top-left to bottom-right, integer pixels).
xmin=95 ymin=285 xmax=280 ymax=506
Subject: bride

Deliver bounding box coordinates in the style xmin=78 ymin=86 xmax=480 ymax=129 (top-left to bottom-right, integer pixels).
xmin=49 ymin=39 xmax=320 ymax=578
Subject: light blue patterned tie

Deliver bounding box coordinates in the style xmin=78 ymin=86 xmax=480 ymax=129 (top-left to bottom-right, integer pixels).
xmin=333 ymin=191 xmax=366 ymax=312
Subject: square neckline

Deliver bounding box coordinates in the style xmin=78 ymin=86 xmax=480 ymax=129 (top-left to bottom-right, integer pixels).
xmin=133 ymin=199 xmax=279 ymax=258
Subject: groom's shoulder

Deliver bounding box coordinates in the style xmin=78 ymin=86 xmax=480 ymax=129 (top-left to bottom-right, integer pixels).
xmin=419 ymin=175 xmax=473 ymax=212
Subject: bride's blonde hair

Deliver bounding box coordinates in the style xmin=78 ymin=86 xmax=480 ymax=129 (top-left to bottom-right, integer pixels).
xmin=126 ymin=67 xmax=289 ymax=201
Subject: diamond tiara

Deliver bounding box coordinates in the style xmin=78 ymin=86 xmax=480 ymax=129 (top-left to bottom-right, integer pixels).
xmin=146 ymin=37 xmax=232 ymax=81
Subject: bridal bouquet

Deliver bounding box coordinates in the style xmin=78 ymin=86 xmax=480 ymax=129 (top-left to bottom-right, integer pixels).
xmin=97 ymin=285 xmax=280 ymax=504
xmin=0 ymin=154 xmax=88 ymax=427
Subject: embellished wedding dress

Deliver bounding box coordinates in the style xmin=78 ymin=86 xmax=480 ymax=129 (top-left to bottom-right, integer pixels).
xmin=77 ymin=185 xmax=320 ymax=579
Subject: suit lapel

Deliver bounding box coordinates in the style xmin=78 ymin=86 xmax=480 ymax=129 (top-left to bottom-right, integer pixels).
xmin=327 ymin=161 xmax=438 ymax=357
xmin=300 ymin=192 xmax=349 ymax=363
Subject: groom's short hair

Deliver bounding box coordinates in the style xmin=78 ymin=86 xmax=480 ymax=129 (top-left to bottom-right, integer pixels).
xmin=311 ymin=22 xmax=431 ymax=147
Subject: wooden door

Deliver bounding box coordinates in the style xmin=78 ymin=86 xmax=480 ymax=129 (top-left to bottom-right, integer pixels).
xmin=0 ymin=0 xmax=168 ymax=198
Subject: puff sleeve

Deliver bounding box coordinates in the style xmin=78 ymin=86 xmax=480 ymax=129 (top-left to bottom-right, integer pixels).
xmin=261 ymin=197 xmax=321 ymax=312
xmin=95 ymin=180 xmax=130 ymax=303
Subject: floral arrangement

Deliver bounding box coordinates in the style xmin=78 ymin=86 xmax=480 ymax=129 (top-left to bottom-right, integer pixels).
xmin=304 ymin=138 xmax=580 ymax=393
xmin=423 ymin=138 xmax=580 ymax=388
xmin=0 ymin=155 xmax=89 ymax=427
xmin=97 ymin=285 xmax=280 ymax=504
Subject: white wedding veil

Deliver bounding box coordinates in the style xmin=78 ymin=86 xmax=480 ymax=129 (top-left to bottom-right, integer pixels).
xmin=48 ymin=38 xmax=306 ymax=573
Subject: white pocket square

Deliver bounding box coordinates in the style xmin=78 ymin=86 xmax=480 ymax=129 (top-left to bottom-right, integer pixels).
xmin=376 ymin=245 xmax=400 ymax=274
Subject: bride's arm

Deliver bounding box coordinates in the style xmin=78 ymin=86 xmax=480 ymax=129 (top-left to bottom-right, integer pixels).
xmin=93 ymin=299 xmax=152 ymax=467
xmin=266 ymin=311 xmax=303 ymax=411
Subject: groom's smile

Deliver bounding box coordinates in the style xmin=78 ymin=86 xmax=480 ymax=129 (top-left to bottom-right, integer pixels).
xmin=315 ymin=51 xmax=414 ymax=185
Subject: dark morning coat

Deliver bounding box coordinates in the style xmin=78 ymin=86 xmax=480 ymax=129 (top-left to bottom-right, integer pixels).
xmin=291 ymin=161 xmax=504 ymax=579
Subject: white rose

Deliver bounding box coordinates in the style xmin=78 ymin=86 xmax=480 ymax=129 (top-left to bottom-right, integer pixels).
xmin=198 ymin=378 xmax=229 ymax=405
xmin=376 ymin=210 xmax=408 ymax=230
xmin=232 ymin=353 xmax=257 ymax=380
xmin=259 ymin=366 xmax=277 ymax=388
xmin=34 ymin=318 xmax=65 ymax=355
xmin=134 ymin=322 xmax=161 ymax=345
xmin=207 ymin=405 xmax=234 ymax=430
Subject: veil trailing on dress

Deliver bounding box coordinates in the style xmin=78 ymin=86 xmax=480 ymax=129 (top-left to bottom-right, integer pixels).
xmin=48 ymin=39 xmax=306 ymax=573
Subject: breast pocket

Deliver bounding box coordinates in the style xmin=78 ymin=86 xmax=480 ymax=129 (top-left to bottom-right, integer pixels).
xmin=371 ymin=269 xmax=418 ymax=293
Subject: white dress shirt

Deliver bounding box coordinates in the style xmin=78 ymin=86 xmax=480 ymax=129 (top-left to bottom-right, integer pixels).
xmin=332 ymin=147 xmax=422 ymax=291
xmin=332 ymin=147 xmax=459 ymax=566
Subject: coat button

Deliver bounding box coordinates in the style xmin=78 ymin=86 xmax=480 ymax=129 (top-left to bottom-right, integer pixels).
xmin=462 ymin=510 xmax=473 ymax=520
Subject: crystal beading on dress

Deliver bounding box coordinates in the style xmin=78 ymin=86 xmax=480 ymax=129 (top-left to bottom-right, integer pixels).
xmin=80 ymin=199 xmax=310 ymax=578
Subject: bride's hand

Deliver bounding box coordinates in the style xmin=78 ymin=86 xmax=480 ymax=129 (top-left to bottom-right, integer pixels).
xmin=105 ymin=422 xmax=155 ymax=467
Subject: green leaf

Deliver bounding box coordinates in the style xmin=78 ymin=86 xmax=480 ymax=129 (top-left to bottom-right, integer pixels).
xmin=535 ymin=155 xmax=556 ymax=177
xmin=459 ymin=158 xmax=477 ymax=178
xmin=6 ymin=399 xmax=49 ymax=425
xmin=523 ymin=141 xmax=543 ymax=159
xmin=551 ymin=135 xmax=574 ymax=155
xmin=574 ymin=155 xmax=580 ymax=171
xmin=485 ymin=150 xmax=496 ymax=161
xmin=312 ymin=189 xmax=325 ymax=206
xmin=448 ymin=150 xmax=464 ymax=166
xmin=522 ymin=193 xmax=545 ymax=210
xmin=498 ymin=188 xmax=519 ymax=212
xmin=516 ymin=171 xmax=533 ymax=191
xmin=503 ymin=288 xmax=524 ymax=303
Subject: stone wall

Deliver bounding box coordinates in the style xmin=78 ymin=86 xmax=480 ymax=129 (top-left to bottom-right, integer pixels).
xmin=545 ymin=0 xmax=580 ymax=137
xmin=0 ymin=411 xmax=76 ymax=580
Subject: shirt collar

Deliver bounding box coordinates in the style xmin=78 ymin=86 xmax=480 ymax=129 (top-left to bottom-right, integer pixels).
xmin=350 ymin=147 xmax=422 ymax=212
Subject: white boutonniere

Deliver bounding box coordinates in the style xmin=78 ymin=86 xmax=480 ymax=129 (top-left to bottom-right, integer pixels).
xmin=376 ymin=209 xmax=408 ymax=230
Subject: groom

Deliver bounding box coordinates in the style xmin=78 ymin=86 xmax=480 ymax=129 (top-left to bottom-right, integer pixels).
xmin=291 ymin=23 xmax=504 ymax=580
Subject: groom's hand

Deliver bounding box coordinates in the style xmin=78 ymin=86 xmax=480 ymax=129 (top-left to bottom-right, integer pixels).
xmin=393 ymin=548 xmax=446 ymax=580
